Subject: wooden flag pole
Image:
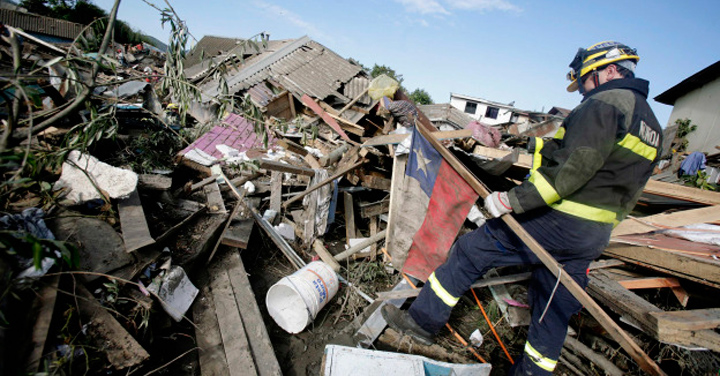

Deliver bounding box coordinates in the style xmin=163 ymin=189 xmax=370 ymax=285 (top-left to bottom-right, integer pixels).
xmin=413 ymin=114 xmax=665 ymax=376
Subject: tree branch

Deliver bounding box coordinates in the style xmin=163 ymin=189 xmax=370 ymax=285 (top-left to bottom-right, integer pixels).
xmin=10 ymin=0 xmax=122 ymax=144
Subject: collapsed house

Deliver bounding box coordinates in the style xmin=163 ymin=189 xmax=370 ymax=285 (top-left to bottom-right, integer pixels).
xmin=2 ymin=17 xmax=720 ymax=376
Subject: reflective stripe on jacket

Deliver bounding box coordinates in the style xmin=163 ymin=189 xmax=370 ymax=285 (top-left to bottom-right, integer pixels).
xmin=508 ymin=78 xmax=662 ymax=225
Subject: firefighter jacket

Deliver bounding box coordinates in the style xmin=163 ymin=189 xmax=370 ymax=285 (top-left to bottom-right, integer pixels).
xmin=507 ymin=78 xmax=663 ymax=226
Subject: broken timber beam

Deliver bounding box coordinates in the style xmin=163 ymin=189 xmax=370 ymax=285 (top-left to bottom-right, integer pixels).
xmin=282 ymin=159 xmax=367 ymax=209
xmin=361 ymin=129 xmax=473 ymax=147
xmin=258 ymin=159 xmax=315 ymax=177
xmin=334 ymin=230 xmax=387 ymax=262
xmin=301 ymin=94 xmax=357 ymax=144
xmin=588 ymin=271 xmax=720 ymax=351
xmin=612 ymin=205 xmax=720 ymax=236
xmin=413 ymin=108 xmax=665 ymax=375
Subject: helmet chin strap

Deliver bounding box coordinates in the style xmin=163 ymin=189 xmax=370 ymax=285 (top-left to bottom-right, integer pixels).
xmin=578 ymin=70 xmax=599 ymax=95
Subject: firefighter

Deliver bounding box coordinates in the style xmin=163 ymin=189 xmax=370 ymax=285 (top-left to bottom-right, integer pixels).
xmin=382 ymin=41 xmax=663 ymax=375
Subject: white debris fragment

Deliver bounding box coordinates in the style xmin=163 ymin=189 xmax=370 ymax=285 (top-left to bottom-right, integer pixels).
xmin=53 ymin=151 xmax=138 ymax=204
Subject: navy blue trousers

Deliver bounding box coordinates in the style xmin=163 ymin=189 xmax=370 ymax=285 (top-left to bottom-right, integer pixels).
xmin=408 ymin=208 xmax=611 ymax=375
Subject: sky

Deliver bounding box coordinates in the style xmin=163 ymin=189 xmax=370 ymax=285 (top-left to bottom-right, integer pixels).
xmin=93 ymin=0 xmax=720 ymax=127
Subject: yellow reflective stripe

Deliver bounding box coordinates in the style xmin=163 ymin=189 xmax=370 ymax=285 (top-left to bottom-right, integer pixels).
xmin=524 ymin=342 xmax=557 ymax=372
xmin=551 ymin=200 xmax=619 ymax=225
xmin=618 ymin=133 xmax=657 ymax=161
xmin=531 ymin=137 xmax=544 ymax=173
xmin=528 ymin=171 xmax=560 ymax=205
xmin=428 ymin=272 xmax=459 ymax=307
xmin=553 ymin=127 xmax=565 ymax=140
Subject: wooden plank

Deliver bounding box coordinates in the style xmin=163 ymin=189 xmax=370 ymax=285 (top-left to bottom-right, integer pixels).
xmin=75 ymin=284 xmax=149 ymax=369
xmin=361 ymin=129 xmax=473 ymax=147
xmin=26 ymin=275 xmax=60 ymax=374
xmin=117 ymin=189 xmax=155 ymax=252
xmin=618 ymin=277 xmax=689 ymax=306
xmin=410 ymin=105 xmax=665 ymax=375
xmin=361 ymin=174 xmax=391 ymax=191
xmin=359 ymin=199 xmax=390 ymax=218
xmin=194 ymin=286 xmax=230 ymax=376
xmin=207 ymin=202 xmax=243 ymax=265
xmin=301 ymin=94 xmax=353 ymax=143
xmin=338 ymin=87 xmax=369 ymax=116
xmin=612 ymin=205 xmax=720 ymax=236
xmin=334 ymin=230 xmax=387 ymax=262
xmin=270 ymin=171 xmax=282 ymax=213
xmin=223 ymin=251 xmax=283 ymax=376
xmin=313 ymin=239 xmax=341 ymax=272
xmin=644 ymin=179 xmax=720 ymax=205
xmin=603 ymin=244 xmax=720 ymax=288
xmin=369 ymin=217 xmax=378 ymax=258
xmin=385 ymin=154 xmax=407 ymax=262
xmin=648 ymin=308 xmax=720 ymax=331
xmin=618 ymin=277 xmax=681 ymax=290
xmin=210 ymin=265 xmax=258 ymax=376
xmin=344 ymin=192 xmax=356 ymax=245
xmin=138 ymin=174 xmax=172 ymax=190
xmin=589 ymin=271 xmax=720 ymax=351
xmin=204 ymin=182 xmax=227 ymax=214
xmin=276 ymin=138 xmax=308 ymax=156
xmin=258 ymin=159 xmax=315 ymax=177
xmin=222 ymin=218 xmax=254 ymax=249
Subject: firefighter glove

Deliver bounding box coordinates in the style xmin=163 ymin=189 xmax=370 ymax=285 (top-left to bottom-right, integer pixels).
xmin=484 ymin=191 xmax=512 ymax=218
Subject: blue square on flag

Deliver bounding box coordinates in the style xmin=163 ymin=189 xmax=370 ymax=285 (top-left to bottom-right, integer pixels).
xmin=407 ymin=129 xmax=442 ymax=197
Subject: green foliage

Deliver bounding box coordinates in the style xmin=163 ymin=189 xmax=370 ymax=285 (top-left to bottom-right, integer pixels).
xmin=674 ymin=118 xmax=697 ymax=153
xmin=122 ymin=127 xmax=185 ymax=173
xmin=681 ymin=169 xmax=716 ymax=191
xmin=408 ymin=88 xmax=433 ymax=105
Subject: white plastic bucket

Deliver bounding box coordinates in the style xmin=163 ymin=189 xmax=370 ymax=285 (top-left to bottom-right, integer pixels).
xmin=266 ymin=261 xmax=339 ymax=333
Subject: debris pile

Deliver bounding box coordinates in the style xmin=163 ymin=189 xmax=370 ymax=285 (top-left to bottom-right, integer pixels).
xmin=2 ymin=16 xmax=720 ymax=376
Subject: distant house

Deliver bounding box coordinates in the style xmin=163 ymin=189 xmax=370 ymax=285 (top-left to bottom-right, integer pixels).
xmin=417 ymin=103 xmax=474 ymax=131
xmin=0 ymin=8 xmax=88 ymax=44
xmin=655 ymin=60 xmax=720 ymax=156
xmin=548 ymin=106 xmax=571 ymax=118
xmin=449 ymin=93 xmax=530 ymax=127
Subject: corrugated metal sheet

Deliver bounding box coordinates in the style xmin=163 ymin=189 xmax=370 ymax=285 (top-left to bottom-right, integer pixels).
xmin=246 ymin=82 xmax=277 ymax=107
xmin=199 ymin=37 xmax=364 ymax=104
xmin=344 ymin=76 xmax=371 ymax=106
xmin=0 ymin=9 xmax=85 ymax=40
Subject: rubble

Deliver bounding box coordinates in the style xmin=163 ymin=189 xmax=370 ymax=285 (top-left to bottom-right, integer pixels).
xmin=2 ymin=9 xmax=720 ymax=376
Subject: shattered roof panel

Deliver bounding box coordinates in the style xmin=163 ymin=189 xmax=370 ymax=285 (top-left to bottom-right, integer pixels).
xmin=199 ymin=37 xmax=363 ymax=103
xmin=0 ymin=8 xmax=85 ymax=40
xmin=180 ymin=114 xmax=275 ymax=160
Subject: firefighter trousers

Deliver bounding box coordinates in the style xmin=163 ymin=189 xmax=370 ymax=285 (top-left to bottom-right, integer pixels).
xmin=408 ymin=208 xmax=610 ymax=375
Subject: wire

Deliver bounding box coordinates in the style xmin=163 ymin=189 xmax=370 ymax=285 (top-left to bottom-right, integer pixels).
xmin=539 ymin=266 xmax=563 ymax=323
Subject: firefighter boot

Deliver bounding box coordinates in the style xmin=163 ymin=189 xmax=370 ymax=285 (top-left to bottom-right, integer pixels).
xmin=381 ymin=305 xmax=434 ymax=345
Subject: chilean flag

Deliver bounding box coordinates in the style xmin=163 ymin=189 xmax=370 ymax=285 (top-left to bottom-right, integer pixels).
xmin=391 ymin=128 xmax=478 ymax=281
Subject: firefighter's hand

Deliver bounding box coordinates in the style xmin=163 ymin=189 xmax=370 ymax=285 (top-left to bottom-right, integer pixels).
xmin=484 ymin=191 xmax=512 ymax=218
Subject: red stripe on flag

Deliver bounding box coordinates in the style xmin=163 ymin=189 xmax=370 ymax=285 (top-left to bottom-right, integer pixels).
xmin=402 ymin=160 xmax=478 ymax=281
